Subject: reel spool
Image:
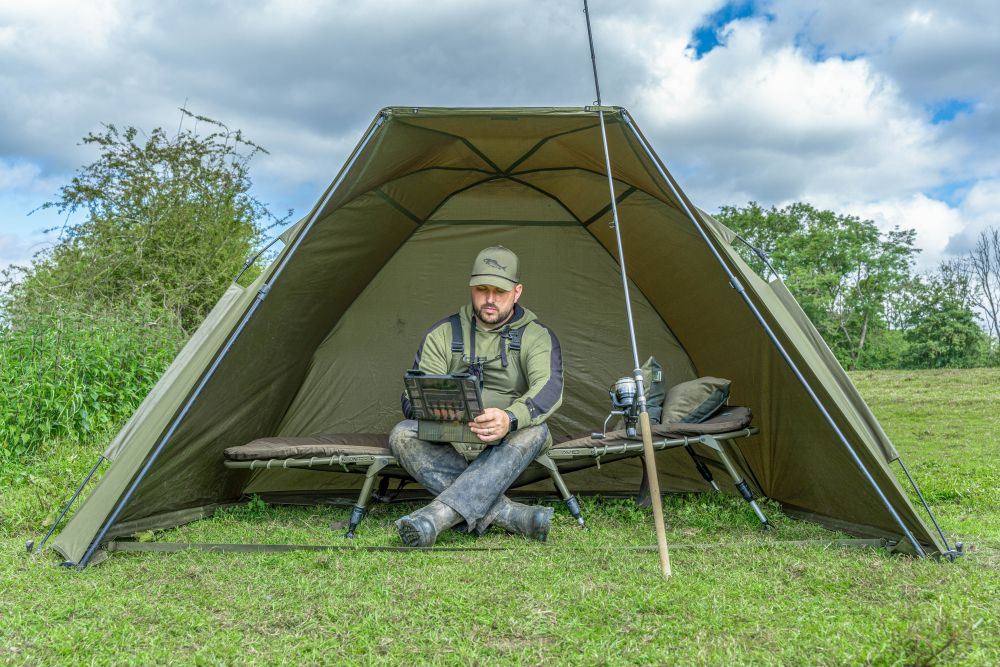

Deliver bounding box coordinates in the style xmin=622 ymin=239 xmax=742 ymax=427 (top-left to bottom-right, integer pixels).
xmin=592 ymin=375 xmax=641 ymax=439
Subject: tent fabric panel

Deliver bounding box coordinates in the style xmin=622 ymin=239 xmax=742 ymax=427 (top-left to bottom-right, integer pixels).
xmin=693 ymin=216 xmax=941 ymax=551
xmin=316 ymin=116 xmax=493 ymax=220
xmin=101 ymin=284 xmax=248 ymax=462
xmin=768 ymin=278 xmax=900 ymax=462
xmin=708 ymin=224 xmax=937 ymax=550
xmin=585 ymin=190 xmax=940 ymax=550
xmin=379 ymin=168 xmax=495 ymax=222
xmin=115 ymin=197 xmax=420 ymax=523
xmin=698 ymin=211 xmax=900 ymax=464
xmin=514 ymin=119 xmax=675 ymax=212
xmin=276 ymin=214 xmax=697 ymax=440
xmin=613 ymin=180 xmax=938 ymax=549
xmin=427 ymin=178 xmax=577 ymax=223
xmin=50 ymin=277 xmax=266 ymax=563
xmin=510 ymin=169 xmax=636 ymax=227
xmin=393 ymin=112 xmax=601 ymax=173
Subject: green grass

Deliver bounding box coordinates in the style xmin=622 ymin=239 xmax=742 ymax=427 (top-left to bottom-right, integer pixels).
xmin=2 ymin=369 xmax=999 ymax=665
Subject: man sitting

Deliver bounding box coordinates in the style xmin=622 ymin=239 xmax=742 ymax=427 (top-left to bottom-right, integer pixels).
xmin=390 ymin=245 xmax=564 ymax=547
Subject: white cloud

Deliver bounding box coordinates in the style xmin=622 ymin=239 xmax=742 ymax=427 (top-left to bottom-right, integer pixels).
xmin=0 ymin=158 xmax=62 ymax=194
xmin=0 ymin=0 xmax=127 ymax=80
xmin=907 ymin=10 xmax=933 ymax=27
xmin=840 ymin=195 xmax=964 ymax=272
xmin=798 ymin=182 xmax=1000 ymax=273
xmin=761 ymin=1 xmax=1000 ymax=106
xmin=945 ymin=179 xmax=1000 ymax=255
xmin=0 ymin=160 xmax=41 ymax=191
xmin=0 ymin=0 xmax=996 ymax=276
xmin=0 ymin=229 xmax=55 ymax=273
xmin=633 ymin=17 xmax=957 ymax=207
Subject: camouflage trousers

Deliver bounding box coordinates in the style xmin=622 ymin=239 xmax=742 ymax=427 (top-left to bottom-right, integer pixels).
xmin=388 ymin=419 xmax=549 ymax=533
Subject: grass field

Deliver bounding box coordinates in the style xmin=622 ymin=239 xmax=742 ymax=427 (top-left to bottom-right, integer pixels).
xmin=1 ymin=369 xmax=998 ymax=665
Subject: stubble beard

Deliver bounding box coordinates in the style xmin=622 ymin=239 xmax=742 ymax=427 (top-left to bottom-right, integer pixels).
xmin=474 ymin=302 xmax=514 ymax=327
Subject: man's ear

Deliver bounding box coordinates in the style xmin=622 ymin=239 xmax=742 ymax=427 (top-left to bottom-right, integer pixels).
xmin=513 ymin=284 xmax=523 ymax=302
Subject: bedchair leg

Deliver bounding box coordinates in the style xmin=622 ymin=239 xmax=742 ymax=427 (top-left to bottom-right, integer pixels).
xmin=535 ymin=455 xmax=586 ymax=529
xmin=345 ymin=457 xmax=391 ymax=539
xmin=700 ymin=437 xmax=773 ymax=531
xmin=684 ymin=445 xmax=721 ymax=492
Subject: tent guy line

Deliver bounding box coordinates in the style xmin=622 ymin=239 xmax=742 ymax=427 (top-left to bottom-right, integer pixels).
xmin=102 ymin=537 xmax=894 ymax=556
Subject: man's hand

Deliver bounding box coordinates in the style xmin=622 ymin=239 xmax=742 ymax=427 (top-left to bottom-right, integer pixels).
xmin=470 ymin=408 xmax=510 ymax=444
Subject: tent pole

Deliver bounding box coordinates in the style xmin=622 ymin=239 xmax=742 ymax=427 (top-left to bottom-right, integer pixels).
xmin=897 ymin=457 xmax=955 ymax=557
xmin=235 ymin=234 xmax=285 ymax=283
xmin=619 ymin=110 xmax=927 ymax=557
xmin=26 ymin=455 xmax=105 ymax=556
xmin=72 ymin=112 xmax=389 ymax=569
xmin=583 ymin=0 xmax=671 ymax=577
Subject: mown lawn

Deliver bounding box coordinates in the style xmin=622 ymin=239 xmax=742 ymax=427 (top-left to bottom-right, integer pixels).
xmin=2 ymin=369 xmax=998 ymax=665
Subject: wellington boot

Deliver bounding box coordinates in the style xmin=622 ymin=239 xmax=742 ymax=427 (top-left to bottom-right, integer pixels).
xmin=492 ymin=499 xmax=553 ymax=541
xmin=395 ymin=500 xmax=462 ymax=547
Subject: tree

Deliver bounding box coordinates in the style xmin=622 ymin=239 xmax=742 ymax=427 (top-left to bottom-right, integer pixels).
xmin=716 ymin=202 xmax=918 ymax=370
xmin=902 ymin=261 xmax=989 ymax=368
xmin=968 ymin=227 xmax=1000 ymax=345
xmin=4 ymin=109 xmax=288 ymax=331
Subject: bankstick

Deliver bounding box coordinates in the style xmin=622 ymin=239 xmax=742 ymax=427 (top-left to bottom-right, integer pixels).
xmin=582 ymin=0 xmax=672 ymax=577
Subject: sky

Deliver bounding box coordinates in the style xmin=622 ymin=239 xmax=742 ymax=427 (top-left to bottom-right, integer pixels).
xmin=1 ymin=0 xmax=997 ymax=274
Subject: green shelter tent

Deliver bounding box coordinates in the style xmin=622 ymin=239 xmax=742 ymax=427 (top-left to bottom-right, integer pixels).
xmin=47 ymin=107 xmax=950 ymax=567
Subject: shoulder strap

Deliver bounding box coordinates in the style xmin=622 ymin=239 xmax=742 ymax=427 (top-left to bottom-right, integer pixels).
xmin=449 ymin=313 xmax=463 ymax=354
xmin=508 ymin=325 xmax=525 ymax=352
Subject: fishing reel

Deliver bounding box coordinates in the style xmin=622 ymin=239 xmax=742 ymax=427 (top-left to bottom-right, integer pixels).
xmin=592 ymin=376 xmax=641 ymax=439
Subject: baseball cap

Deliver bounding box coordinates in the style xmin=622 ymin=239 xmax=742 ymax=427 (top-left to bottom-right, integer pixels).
xmin=469 ymin=246 xmax=520 ymax=290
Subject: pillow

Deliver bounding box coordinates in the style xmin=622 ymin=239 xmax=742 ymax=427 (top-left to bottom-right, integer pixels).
xmin=661 ymin=377 xmax=731 ymax=424
xmin=641 ymin=356 xmax=666 ymax=424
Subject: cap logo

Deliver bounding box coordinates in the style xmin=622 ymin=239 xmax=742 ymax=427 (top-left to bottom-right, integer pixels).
xmin=483 ymin=258 xmax=507 ymax=271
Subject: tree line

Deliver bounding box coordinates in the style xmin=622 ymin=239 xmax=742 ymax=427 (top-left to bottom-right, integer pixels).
xmin=716 ymin=203 xmax=999 ymax=370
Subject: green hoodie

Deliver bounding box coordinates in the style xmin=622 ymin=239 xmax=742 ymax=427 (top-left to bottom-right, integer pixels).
xmin=403 ymin=303 xmax=563 ymax=432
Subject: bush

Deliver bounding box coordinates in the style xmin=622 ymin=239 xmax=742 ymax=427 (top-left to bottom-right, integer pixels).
xmin=853 ymin=329 xmax=907 ymax=370
xmin=0 ymin=298 xmax=185 ymax=461
xmin=0 ymin=110 xmax=282 ymax=462
xmin=9 ymin=110 xmax=286 ymax=332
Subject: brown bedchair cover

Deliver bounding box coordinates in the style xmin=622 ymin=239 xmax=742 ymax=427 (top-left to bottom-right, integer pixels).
xmin=222 ymin=407 xmax=753 ymax=461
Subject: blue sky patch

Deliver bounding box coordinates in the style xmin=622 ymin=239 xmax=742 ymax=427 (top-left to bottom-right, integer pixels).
xmin=926 ymin=179 xmax=976 ymax=208
xmin=688 ymin=1 xmax=767 ymax=58
xmin=929 ymin=99 xmax=975 ymax=124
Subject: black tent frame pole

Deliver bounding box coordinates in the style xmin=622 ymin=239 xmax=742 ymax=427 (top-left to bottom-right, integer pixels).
xmin=620 ymin=110 xmax=927 ymax=557
xmin=730 ymin=239 xmax=952 ymax=556
xmin=897 ymin=457 xmax=952 ymax=554
xmin=28 ymin=455 xmax=105 ymax=555
xmin=235 ymin=234 xmax=285 ymax=283
xmin=73 ymin=113 xmax=388 ymax=569
xmin=732 ymin=234 xmax=780 ymax=281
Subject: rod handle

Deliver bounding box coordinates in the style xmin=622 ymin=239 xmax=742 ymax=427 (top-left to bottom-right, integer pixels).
xmin=639 ymin=411 xmax=672 ymax=577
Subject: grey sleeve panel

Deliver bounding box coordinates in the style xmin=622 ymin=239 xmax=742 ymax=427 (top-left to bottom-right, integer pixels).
xmin=509 ymin=322 xmax=563 ymax=427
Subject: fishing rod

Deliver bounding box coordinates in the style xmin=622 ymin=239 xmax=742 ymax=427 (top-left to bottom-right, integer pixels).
xmin=582 ymin=0 xmax=672 ymax=578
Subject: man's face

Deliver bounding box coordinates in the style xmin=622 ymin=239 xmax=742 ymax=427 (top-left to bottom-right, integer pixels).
xmin=471 ymin=283 xmax=522 ymax=327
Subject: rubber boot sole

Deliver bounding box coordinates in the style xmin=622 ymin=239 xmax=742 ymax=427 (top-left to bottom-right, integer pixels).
xmin=395 ymin=515 xmax=437 ymax=548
